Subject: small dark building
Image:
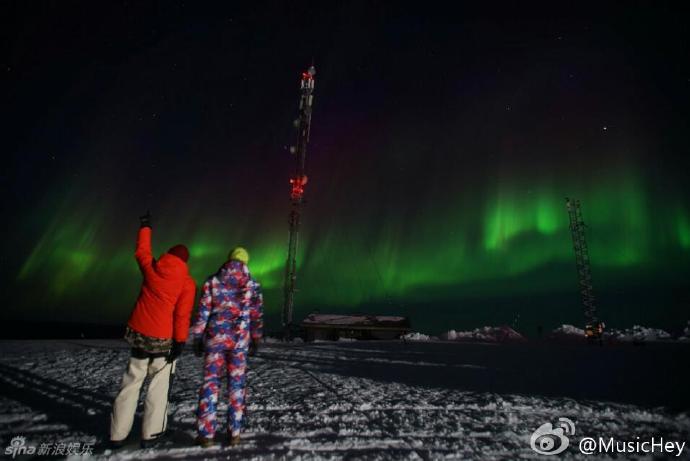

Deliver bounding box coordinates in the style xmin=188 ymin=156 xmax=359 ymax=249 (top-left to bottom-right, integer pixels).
xmin=301 ymin=313 xmax=412 ymax=341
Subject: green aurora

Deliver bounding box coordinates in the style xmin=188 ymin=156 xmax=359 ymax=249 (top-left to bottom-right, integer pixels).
xmin=12 ymin=162 xmax=690 ymax=333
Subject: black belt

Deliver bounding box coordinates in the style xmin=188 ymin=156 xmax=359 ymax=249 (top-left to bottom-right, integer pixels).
xmin=131 ymin=347 xmax=170 ymax=360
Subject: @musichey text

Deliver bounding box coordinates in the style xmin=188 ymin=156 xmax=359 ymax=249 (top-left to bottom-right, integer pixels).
xmin=530 ymin=418 xmax=686 ymax=457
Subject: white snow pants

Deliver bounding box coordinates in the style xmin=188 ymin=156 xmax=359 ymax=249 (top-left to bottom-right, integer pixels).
xmin=110 ymin=355 xmax=175 ymax=441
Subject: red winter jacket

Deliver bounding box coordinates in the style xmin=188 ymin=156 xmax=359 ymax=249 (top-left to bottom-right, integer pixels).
xmin=127 ymin=227 xmax=196 ymax=342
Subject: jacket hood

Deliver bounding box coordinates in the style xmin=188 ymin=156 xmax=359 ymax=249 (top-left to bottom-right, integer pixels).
xmin=217 ymin=259 xmax=249 ymax=282
xmin=155 ymin=253 xmax=189 ymax=278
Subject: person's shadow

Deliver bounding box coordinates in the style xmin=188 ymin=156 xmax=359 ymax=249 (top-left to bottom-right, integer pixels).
xmin=0 ymin=362 xmax=196 ymax=453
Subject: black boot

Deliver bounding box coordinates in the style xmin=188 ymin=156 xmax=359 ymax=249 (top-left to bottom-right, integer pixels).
xmin=108 ymin=439 xmax=126 ymax=450
xmin=140 ymin=437 xmax=162 ymax=449
xmin=195 ymin=436 xmax=215 ymax=448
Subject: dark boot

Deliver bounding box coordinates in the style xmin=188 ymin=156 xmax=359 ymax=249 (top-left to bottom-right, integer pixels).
xmin=140 ymin=437 xmax=163 ymax=449
xmin=108 ymin=439 xmax=126 ymax=450
xmin=195 ymin=436 xmax=214 ymax=448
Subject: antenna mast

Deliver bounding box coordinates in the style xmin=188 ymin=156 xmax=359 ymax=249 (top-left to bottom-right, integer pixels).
xmin=566 ymin=198 xmax=604 ymax=341
xmin=282 ymin=65 xmax=316 ymax=339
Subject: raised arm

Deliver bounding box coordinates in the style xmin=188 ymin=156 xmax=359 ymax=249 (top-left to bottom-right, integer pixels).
xmin=135 ymin=213 xmax=154 ymax=273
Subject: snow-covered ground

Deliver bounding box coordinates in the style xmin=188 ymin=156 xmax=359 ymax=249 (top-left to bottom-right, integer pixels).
xmin=0 ymin=339 xmax=689 ymax=460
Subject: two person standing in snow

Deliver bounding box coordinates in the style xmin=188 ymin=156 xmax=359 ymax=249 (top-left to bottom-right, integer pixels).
xmin=109 ymin=212 xmax=264 ymax=449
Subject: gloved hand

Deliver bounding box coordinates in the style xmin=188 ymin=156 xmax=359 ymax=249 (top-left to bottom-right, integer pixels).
xmin=248 ymin=338 xmax=260 ymax=357
xmin=167 ymin=341 xmax=184 ymax=363
xmin=193 ymin=338 xmax=204 ymax=357
xmin=139 ymin=210 xmax=152 ymax=228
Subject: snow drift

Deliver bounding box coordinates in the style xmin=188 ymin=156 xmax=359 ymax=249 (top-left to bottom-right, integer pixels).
xmin=440 ymin=325 xmax=526 ymax=343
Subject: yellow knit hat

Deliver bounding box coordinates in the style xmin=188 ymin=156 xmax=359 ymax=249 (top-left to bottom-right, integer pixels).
xmin=228 ymin=247 xmax=249 ymax=264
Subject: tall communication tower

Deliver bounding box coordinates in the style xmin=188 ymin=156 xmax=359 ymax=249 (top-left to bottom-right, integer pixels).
xmin=566 ymin=198 xmax=604 ymax=341
xmin=282 ymin=65 xmax=316 ymax=339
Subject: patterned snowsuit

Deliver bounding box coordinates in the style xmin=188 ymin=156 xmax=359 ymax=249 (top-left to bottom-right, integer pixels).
xmin=191 ymin=260 xmax=264 ymax=439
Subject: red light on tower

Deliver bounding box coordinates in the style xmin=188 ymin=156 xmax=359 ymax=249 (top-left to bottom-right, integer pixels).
xmin=289 ymin=175 xmax=308 ymax=201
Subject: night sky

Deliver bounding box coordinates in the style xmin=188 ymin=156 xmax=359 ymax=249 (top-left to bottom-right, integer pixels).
xmin=3 ymin=2 xmax=689 ymax=335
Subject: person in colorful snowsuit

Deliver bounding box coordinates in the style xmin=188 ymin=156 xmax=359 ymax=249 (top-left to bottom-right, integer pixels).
xmin=191 ymin=247 xmax=264 ymax=447
xmin=110 ymin=212 xmax=196 ymax=448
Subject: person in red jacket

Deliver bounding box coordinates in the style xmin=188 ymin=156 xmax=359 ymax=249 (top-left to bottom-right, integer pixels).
xmin=110 ymin=212 xmax=196 ymax=449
